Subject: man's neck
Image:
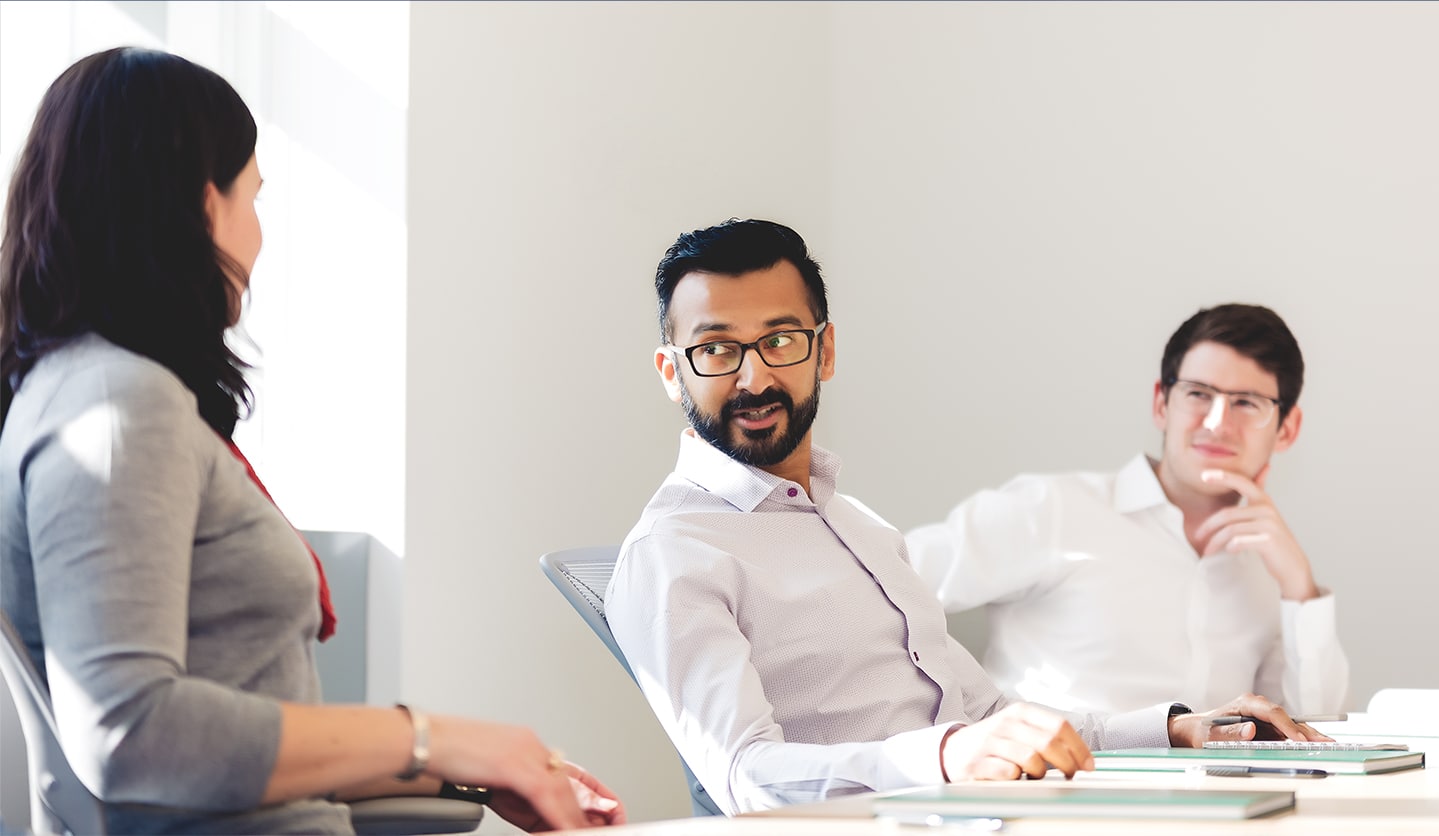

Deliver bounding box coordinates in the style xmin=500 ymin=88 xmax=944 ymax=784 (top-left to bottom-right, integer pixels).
xmin=1151 ymin=457 xmax=1239 ymax=550
xmin=759 ymin=438 xmax=814 ymax=495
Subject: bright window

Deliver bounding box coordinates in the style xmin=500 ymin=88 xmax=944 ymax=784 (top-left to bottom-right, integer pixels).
xmin=0 ymin=1 xmax=409 ymax=553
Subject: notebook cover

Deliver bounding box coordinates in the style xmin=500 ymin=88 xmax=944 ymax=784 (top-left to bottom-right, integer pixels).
xmin=871 ymin=784 xmax=1296 ymax=821
xmin=1093 ymin=747 xmax=1426 ymax=775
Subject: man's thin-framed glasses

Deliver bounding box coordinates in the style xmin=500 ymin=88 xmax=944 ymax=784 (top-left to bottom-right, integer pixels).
xmin=669 ymin=322 xmax=828 ymax=377
xmin=1167 ymin=378 xmax=1283 ymax=429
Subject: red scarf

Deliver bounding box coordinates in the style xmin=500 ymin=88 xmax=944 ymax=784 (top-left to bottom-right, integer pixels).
xmin=223 ymin=440 xmax=337 ymax=642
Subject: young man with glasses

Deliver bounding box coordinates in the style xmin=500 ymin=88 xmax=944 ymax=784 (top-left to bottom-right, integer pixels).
xmin=606 ymin=226 xmax=1324 ymax=815
xmin=908 ymin=304 xmax=1348 ymax=718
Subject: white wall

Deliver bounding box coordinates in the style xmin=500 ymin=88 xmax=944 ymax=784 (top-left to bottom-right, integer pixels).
xmin=406 ymin=1 xmax=1438 ymax=824
xmin=406 ymin=2 xmax=831 ymax=825
xmin=821 ymin=0 xmax=1439 ymax=708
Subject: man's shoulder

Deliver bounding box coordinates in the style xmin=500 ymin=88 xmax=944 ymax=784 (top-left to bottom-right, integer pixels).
xmin=617 ymin=474 xmax=734 ymax=568
xmin=993 ymin=465 xmax=1121 ymax=508
xmin=625 ymin=471 xmax=733 ymax=537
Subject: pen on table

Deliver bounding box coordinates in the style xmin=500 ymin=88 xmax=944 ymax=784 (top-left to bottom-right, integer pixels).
xmin=1203 ymin=765 xmax=1328 ymax=779
xmin=884 ymin=812 xmax=1005 ymax=830
xmin=1207 ymin=713 xmax=1348 ymax=726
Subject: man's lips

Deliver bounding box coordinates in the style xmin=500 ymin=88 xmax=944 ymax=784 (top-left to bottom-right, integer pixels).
xmin=1192 ymin=443 xmax=1236 ymax=458
xmin=732 ymin=403 xmax=783 ymax=430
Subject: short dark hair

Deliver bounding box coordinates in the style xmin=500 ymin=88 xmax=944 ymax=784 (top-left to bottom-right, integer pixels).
xmin=654 ymin=219 xmax=828 ymax=342
xmin=1160 ymin=303 xmax=1304 ymax=422
xmin=1 ymin=47 xmax=257 ymax=435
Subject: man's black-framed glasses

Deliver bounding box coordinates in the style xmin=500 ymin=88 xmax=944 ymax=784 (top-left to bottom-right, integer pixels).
xmin=1167 ymin=378 xmax=1283 ymax=429
xmin=669 ymin=322 xmax=828 ymax=377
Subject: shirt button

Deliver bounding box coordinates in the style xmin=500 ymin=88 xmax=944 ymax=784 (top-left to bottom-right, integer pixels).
xmin=787 ymin=487 xmax=798 ymax=498
xmin=912 ymin=651 xmax=920 ymax=662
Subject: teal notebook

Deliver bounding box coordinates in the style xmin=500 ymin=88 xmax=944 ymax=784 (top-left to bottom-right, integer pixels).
xmin=872 ymin=784 xmax=1295 ymax=821
xmin=1094 ymin=747 xmax=1425 ymax=775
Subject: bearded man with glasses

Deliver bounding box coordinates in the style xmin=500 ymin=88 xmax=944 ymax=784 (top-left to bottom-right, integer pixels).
xmin=908 ymin=304 xmax=1348 ymax=720
xmin=606 ymin=225 xmax=1326 ymax=816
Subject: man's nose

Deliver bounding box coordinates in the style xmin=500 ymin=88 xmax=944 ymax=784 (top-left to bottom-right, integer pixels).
xmin=733 ymin=346 xmax=775 ymax=392
xmin=1202 ymin=396 xmax=1229 ymax=432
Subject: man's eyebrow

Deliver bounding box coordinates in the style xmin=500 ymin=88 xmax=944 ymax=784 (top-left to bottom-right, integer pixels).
xmin=686 ymin=315 xmax=807 ymax=342
xmin=1187 ymin=380 xmax=1280 ymax=400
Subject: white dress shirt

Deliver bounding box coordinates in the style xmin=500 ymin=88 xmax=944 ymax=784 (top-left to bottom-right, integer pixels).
xmin=607 ymin=432 xmax=1173 ymax=815
xmin=905 ymin=454 xmax=1349 ymax=716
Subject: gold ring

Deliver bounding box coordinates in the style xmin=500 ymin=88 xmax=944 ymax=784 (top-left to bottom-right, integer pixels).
xmin=547 ymin=750 xmax=565 ymax=772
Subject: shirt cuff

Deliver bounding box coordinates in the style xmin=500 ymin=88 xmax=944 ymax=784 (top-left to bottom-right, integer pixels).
xmin=1280 ymin=588 xmax=1338 ymax=660
xmin=879 ymin=723 xmax=959 ymax=789
xmin=1099 ymin=703 xmax=1172 ymax=750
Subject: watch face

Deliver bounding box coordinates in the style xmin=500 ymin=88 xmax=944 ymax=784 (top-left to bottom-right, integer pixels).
xmin=1169 ymin=703 xmax=1192 ymax=717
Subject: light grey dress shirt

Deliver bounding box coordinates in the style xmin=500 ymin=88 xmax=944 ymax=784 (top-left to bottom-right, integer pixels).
xmin=607 ymin=431 xmax=1172 ymax=815
xmin=0 ymin=333 xmax=349 ymax=834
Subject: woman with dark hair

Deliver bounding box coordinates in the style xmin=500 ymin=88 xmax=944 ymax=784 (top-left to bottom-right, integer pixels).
xmin=0 ymin=48 xmax=623 ymax=834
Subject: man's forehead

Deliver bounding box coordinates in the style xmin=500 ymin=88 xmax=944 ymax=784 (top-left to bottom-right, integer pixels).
xmin=668 ymin=265 xmax=814 ymax=339
xmin=1178 ymin=341 xmax=1278 ymax=391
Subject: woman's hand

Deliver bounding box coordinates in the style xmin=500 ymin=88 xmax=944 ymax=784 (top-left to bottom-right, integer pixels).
xmin=429 ymin=717 xmax=623 ymax=830
xmin=487 ymin=761 xmax=626 ymax=831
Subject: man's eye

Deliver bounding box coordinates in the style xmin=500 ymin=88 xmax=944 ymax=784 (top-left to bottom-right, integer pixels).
xmin=699 ymin=343 xmax=736 ymax=357
xmin=762 ymin=333 xmax=795 ymax=350
xmin=1233 ymin=397 xmax=1261 ymax=411
xmin=1186 ymin=390 xmax=1213 ymax=402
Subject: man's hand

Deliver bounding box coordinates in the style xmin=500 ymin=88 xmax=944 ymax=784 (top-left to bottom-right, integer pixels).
xmin=941 ymin=703 xmax=1094 ymax=781
xmin=1191 ymin=466 xmax=1319 ymax=601
xmin=1168 ymin=694 xmax=1333 ymax=748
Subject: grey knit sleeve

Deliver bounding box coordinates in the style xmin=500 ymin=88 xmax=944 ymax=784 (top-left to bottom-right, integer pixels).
xmin=22 ymin=357 xmax=282 ymax=810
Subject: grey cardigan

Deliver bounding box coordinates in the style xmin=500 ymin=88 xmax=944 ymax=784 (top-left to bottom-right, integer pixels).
xmin=1 ymin=334 xmax=349 ymax=834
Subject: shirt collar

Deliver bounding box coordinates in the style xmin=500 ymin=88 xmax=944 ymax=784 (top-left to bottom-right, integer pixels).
xmin=1113 ymin=452 xmax=1171 ymax=514
xmin=673 ymin=429 xmax=840 ymax=512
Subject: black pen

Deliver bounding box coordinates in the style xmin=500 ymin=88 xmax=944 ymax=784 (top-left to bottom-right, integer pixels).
xmin=1203 ymin=765 xmax=1327 ymax=778
xmin=1207 ymin=713 xmax=1347 ymax=726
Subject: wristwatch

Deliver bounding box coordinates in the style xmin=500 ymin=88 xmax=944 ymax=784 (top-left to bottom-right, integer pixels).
xmin=1169 ymin=702 xmax=1193 ymax=719
xmin=438 ymin=782 xmax=491 ymax=805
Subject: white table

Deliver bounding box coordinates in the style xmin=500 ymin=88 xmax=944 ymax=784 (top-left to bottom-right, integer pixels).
xmin=567 ymin=725 xmax=1437 ymax=834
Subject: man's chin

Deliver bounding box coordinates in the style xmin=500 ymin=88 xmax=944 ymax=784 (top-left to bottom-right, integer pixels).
xmin=736 ymin=427 xmax=781 ymax=443
xmin=722 ymin=432 xmax=791 ymax=467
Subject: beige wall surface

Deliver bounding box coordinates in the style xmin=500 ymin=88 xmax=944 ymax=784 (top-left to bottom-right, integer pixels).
xmin=407 ymin=2 xmax=1439 ymax=824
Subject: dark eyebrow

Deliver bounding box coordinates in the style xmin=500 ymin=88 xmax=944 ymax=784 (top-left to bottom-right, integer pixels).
xmin=686 ymin=315 xmax=807 ymax=343
xmin=1185 ymin=380 xmax=1280 ymax=401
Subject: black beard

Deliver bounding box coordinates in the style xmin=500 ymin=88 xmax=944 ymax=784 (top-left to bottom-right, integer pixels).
xmin=680 ymin=374 xmax=821 ymax=468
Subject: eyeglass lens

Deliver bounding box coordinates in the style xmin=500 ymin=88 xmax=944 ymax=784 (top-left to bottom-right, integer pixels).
xmin=689 ymin=330 xmax=813 ymax=376
xmin=1174 ymin=382 xmax=1276 ymax=427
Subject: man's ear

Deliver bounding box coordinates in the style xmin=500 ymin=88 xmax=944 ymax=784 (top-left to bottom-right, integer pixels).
xmin=1273 ymin=404 xmax=1302 ymax=452
xmin=656 ymin=347 xmax=683 ymax=404
xmin=818 ymin=322 xmax=837 ymax=383
xmin=1151 ymin=380 xmax=1169 ymax=432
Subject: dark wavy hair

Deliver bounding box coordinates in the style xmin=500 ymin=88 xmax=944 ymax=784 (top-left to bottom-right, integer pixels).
xmin=0 ymin=47 xmax=257 ymax=436
xmin=655 ymin=218 xmax=829 ymax=343
xmin=1160 ymin=303 xmax=1305 ymax=423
